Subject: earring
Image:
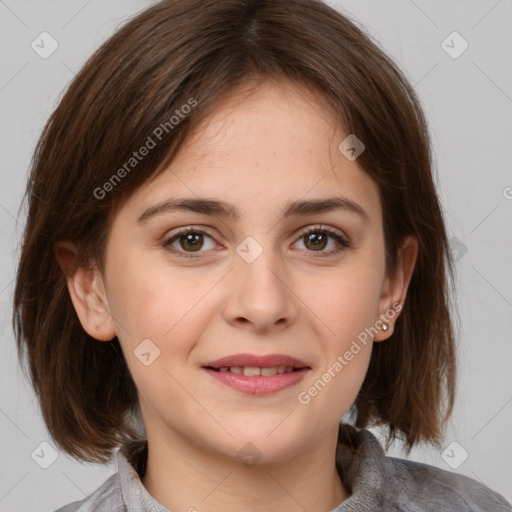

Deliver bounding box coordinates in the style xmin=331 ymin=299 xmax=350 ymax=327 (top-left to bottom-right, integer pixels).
xmin=382 ymin=323 xmax=389 ymax=331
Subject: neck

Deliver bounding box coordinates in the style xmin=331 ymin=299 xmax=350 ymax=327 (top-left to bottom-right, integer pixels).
xmin=141 ymin=426 xmax=349 ymax=512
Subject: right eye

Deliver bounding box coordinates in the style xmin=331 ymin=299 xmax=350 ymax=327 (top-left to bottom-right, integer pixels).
xmin=162 ymin=227 xmax=219 ymax=258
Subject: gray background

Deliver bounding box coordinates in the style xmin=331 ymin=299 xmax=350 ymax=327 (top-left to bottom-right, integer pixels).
xmin=1 ymin=0 xmax=511 ymax=510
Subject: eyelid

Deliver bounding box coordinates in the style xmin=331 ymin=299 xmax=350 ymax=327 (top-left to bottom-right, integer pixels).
xmin=295 ymin=224 xmax=347 ymax=241
xmin=163 ymin=225 xmax=220 ymax=243
xmin=293 ymin=224 xmax=351 ymax=259
xmin=161 ymin=225 xmax=221 ymax=258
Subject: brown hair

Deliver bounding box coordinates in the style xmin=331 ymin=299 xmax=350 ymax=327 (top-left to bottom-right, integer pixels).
xmin=13 ymin=0 xmax=456 ymax=463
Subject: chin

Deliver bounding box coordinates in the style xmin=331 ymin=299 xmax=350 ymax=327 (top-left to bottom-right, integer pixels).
xmin=210 ymin=421 xmax=313 ymax=466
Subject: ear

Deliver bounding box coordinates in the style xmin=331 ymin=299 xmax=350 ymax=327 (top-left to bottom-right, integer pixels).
xmin=374 ymin=235 xmax=418 ymax=342
xmin=53 ymin=240 xmax=116 ymax=342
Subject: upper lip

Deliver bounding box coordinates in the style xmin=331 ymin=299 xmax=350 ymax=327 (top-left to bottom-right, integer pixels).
xmin=202 ymin=353 xmax=311 ymax=369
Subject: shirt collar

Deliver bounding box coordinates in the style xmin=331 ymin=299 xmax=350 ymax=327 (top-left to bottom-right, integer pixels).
xmin=116 ymin=423 xmax=391 ymax=511
xmin=333 ymin=423 xmax=391 ymax=510
xmin=117 ymin=439 xmax=169 ymax=511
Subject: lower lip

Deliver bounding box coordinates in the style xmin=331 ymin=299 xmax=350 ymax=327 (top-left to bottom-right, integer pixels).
xmin=202 ymin=368 xmax=310 ymax=395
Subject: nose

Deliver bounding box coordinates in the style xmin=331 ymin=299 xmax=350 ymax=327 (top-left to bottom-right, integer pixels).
xmin=221 ymin=240 xmax=299 ymax=334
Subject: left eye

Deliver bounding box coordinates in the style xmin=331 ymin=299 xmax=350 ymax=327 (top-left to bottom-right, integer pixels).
xmin=163 ymin=225 xmax=350 ymax=259
xmin=294 ymin=226 xmax=350 ymax=254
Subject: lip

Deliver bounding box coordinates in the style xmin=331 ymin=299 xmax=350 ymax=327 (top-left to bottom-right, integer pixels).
xmin=201 ymin=353 xmax=311 ymax=395
xmin=203 ymin=368 xmax=310 ymax=395
xmin=203 ymin=353 xmax=310 ymax=369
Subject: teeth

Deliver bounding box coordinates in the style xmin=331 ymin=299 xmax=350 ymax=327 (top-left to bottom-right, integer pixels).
xmin=243 ymin=366 xmax=261 ymax=376
xmin=216 ymin=366 xmax=297 ymax=375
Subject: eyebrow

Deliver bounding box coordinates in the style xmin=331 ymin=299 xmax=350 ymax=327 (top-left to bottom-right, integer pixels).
xmin=136 ymin=196 xmax=370 ymax=225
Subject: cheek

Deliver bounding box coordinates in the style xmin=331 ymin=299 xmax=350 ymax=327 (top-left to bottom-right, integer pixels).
xmin=106 ymin=244 xmax=204 ymax=338
xmin=297 ymin=262 xmax=381 ymax=410
xmin=108 ymin=259 xmax=227 ymax=399
xmin=321 ymin=344 xmax=372 ymax=420
xmin=305 ymin=262 xmax=384 ymax=347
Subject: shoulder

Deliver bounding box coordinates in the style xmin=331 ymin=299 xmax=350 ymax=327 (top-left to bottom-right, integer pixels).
xmin=53 ymin=472 xmax=124 ymax=512
xmin=335 ymin=424 xmax=511 ymax=512
xmin=386 ymin=455 xmax=512 ymax=512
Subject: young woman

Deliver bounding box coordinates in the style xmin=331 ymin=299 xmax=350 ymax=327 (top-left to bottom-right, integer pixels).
xmin=13 ymin=0 xmax=511 ymax=510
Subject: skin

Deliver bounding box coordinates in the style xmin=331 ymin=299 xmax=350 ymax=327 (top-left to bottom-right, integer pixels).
xmin=55 ymin=79 xmax=418 ymax=512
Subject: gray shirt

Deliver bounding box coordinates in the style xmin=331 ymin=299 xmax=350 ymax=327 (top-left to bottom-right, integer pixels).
xmin=55 ymin=423 xmax=511 ymax=511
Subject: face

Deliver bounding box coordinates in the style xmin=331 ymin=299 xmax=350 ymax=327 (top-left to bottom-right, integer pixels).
xmin=65 ymin=80 xmax=410 ymax=464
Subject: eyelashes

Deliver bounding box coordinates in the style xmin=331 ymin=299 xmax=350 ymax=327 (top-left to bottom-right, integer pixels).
xmin=162 ymin=224 xmax=351 ymax=260
xmin=294 ymin=225 xmax=351 ymax=256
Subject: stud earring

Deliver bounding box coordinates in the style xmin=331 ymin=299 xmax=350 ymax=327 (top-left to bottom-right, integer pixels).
xmin=382 ymin=323 xmax=389 ymax=331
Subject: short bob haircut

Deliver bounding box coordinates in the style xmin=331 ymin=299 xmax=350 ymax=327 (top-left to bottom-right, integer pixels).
xmin=13 ymin=0 xmax=457 ymax=463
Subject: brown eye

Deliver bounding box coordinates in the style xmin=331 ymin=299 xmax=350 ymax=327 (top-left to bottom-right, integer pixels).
xmin=293 ymin=225 xmax=351 ymax=258
xmin=178 ymin=232 xmax=204 ymax=252
xmin=163 ymin=228 xmax=217 ymax=257
xmin=303 ymin=232 xmax=328 ymax=251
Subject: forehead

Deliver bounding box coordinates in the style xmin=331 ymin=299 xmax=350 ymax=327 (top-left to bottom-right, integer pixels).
xmin=119 ymin=80 xmax=382 ymax=225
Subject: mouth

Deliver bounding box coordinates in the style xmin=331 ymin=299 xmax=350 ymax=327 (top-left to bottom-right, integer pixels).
xmin=204 ymin=365 xmax=304 ymax=376
xmin=202 ymin=353 xmax=310 ymax=370
xmin=201 ymin=353 xmax=311 ymax=395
